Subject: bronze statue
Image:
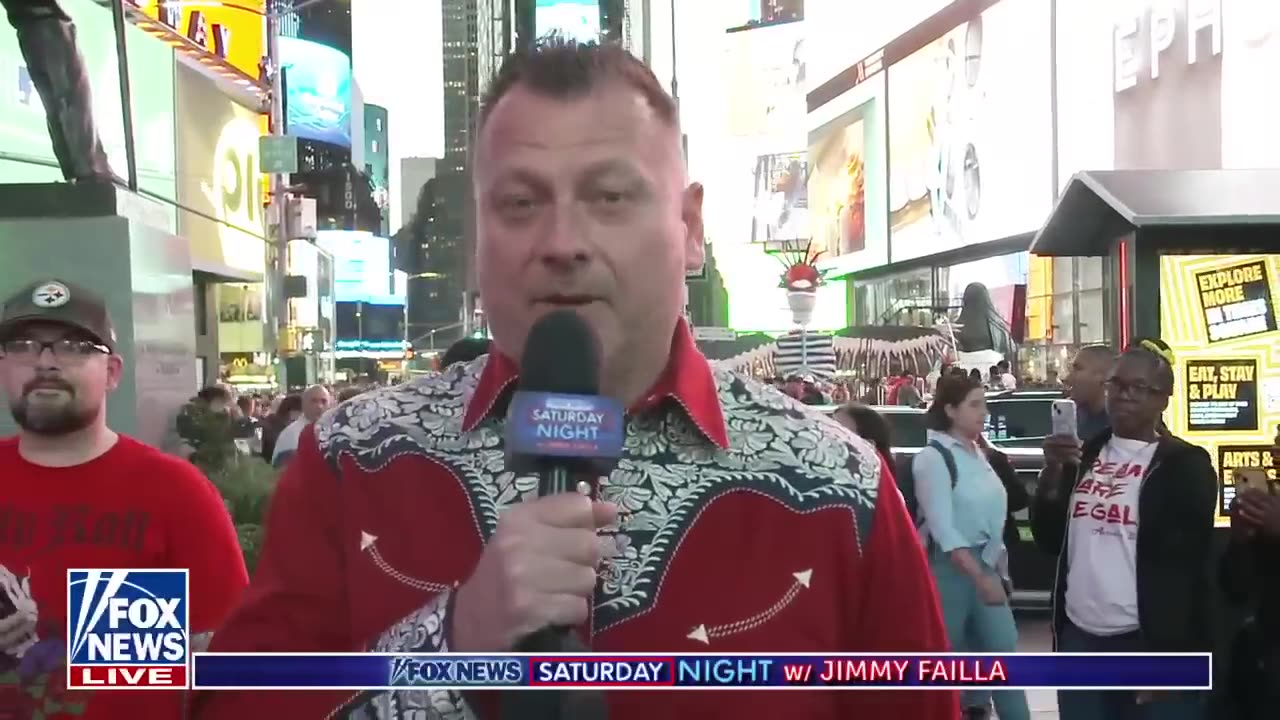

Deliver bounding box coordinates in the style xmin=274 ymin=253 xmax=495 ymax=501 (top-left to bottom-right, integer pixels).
xmin=3 ymin=0 xmax=113 ymax=183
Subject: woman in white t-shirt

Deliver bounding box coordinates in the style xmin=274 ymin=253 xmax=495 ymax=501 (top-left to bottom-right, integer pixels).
xmin=1030 ymin=338 xmax=1218 ymax=720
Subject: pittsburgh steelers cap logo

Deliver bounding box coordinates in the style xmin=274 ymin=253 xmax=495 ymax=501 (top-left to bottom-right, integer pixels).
xmin=32 ymin=281 xmax=71 ymax=308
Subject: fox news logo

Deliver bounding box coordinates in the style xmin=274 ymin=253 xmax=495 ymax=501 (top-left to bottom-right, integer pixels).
xmin=67 ymin=569 xmax=189 ymax=689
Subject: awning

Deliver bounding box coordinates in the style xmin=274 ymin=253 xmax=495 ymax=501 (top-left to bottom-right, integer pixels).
xmin=1031 ymin=169 xmax=1280 ymax=257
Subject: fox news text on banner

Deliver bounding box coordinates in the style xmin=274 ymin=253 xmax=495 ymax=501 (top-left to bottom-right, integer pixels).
xmin=191 ymin=653 xmax=1214 ymax=691
xmin=67 ymin=569 xmax=190 ymax=690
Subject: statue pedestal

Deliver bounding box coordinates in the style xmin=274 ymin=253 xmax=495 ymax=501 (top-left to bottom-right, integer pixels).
xmin=0 ymin=183 xmax=197 ymax=451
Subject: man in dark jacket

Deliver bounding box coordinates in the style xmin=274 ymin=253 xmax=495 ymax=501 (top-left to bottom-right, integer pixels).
xmin=1219 ymin=455 xmax=1280 ymax=719
xmin=1031 ymin=338 xmax=1217 ymax=720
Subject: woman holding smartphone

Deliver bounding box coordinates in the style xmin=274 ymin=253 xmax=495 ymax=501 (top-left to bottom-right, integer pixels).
xmin=913 ymin=373 xmax=1030 ymax=720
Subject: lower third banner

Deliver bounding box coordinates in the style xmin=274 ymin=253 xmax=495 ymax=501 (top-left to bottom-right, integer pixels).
xmin=191 ymin=653 xmax=1212 ymax=691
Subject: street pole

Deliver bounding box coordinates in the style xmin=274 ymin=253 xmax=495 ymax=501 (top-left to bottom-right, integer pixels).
xmin=266 ymin=3 xmax=289 ymax=389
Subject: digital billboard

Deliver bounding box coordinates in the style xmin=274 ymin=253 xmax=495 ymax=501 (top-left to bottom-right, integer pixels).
xmin=749 ymin=153 xmax=808 ymax=246
xmin=724 ymin=21 xmax=806 ymax=141
xmin=807 ymin=72 xmax=889 ymax=272
xmin=805 ymin=0 xmax=951 ymax=89
xmin=1055 ymin=0 xmax=1280 ymax=186
xmin=0 ymin=0 xmax=176 ymax=213
xmin=135 ymin=0 xmax=265 ymax=79
xmin=316 ymin=231 xmax=404 ymax=304
xmin=1160 ymin=254 xmax=1280 ymax=527
xmin=176 ymin=63 xmax=268 ymax=278
xmin=281 ymin=36 xmax=353 ymax=147
xmin=886 ymin=0 xmax=1052 ymax=262
xmin=717 ymin=21 xmax=810 ymax=255
xmin=536 ymin=0 xmax=601 ymax=44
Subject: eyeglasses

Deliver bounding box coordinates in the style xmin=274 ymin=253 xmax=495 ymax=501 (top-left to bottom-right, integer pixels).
xmin=0 ymin=339 xmax=110 ymax=364
xmin=1105 ymin=377 xmax=1166 ymax=398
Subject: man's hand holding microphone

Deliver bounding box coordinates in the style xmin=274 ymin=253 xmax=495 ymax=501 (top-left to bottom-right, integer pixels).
xmin=453 ymin=494 xmax=617 ymax=653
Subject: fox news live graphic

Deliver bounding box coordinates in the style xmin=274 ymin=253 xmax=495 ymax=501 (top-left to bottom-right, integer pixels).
xmin=66 ymin=569 xmax=189 ymax=690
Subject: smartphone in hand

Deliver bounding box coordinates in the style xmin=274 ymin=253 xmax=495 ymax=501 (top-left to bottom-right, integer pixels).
xmin=1051 ymin=399 xmax=1079 ymax=439
xmin=1235 ymin=468 xmax=1270 ymax=495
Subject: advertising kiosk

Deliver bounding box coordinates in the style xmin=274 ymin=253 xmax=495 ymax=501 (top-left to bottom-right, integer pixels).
xmin=1031 ymin=169 xmax=1280 ymax=529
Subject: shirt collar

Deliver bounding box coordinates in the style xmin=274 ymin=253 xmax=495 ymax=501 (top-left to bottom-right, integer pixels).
xmin=926 ymin=429 xmax=979 ymax=453
xmin=461 ymin=317 xmax=729 ymax=449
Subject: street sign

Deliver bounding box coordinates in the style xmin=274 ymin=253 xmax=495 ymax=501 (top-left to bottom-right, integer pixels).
xmin=693 ymin=326 xmax=737 ymax=342
xmin=259 ymin=135 xmax=298 ymax=174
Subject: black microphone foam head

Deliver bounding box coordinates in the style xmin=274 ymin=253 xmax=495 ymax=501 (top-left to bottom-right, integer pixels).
xmin=518 ymin=310 xmax=601 ymax=395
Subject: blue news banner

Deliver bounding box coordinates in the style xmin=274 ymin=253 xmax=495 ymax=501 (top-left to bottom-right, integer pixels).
xmin=192 ymin=653 xmax=1212 ymax=691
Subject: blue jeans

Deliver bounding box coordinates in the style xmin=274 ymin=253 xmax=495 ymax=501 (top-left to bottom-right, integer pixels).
xmin=1057 ymin=620 xmax=1207 ymax=720
xmin=930 ymin=550 xmax=1030 ymax=720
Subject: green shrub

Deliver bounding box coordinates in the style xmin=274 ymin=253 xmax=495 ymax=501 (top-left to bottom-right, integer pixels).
xmin=177 ymin=401 xmax=279 ymax=573
xmin=203 ymin=457 xmax=278 ymax=573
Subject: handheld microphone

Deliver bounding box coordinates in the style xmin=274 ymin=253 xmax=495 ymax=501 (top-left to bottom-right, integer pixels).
xmin=501 ymin=310 xmax=622 ymax=720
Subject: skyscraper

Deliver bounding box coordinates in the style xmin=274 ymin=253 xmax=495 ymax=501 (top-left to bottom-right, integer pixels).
xmin=402 ymin=0 xmax=510 ymax=347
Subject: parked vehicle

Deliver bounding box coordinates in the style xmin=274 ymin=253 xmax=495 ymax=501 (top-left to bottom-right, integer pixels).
xmin=822 ymin=394 xmax=1059 ymax=608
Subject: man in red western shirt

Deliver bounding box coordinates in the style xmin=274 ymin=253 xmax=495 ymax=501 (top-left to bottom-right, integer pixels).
xmin=196 ymin=40 xmax=954 ymax=719
xmin=0 ymin=279 xmax=247 ymax=719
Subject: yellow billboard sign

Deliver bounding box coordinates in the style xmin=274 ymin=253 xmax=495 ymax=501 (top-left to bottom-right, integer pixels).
xmin=176 ymin=63 xmax=267 ymax=278
xmin=1159 ymin=254 xmax=1280 ymax=527
xmin=133 ymin=0 xmax=265 ymax=79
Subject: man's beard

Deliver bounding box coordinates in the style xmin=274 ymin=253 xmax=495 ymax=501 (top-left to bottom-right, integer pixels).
xmin=11 ymin=380 xmax=98 ymax=436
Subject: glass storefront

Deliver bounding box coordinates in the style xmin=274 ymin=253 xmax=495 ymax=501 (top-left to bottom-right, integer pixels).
xmin=1020 ymin=255 xmax=1116 ymax=384
xmin=853 ymin=251 xmax=1117 ymax=385
xmin=853 ymin=267 xmax=934 ymax=327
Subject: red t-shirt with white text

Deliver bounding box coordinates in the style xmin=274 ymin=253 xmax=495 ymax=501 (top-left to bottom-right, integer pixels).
xmin=0 ymin=435 xmax=248 ymax=720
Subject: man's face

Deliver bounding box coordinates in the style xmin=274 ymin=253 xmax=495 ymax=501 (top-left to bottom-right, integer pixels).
xmin=0 ymin=322 xmax=121 ymax=435
xmin=302 ymin=388 xmax=331 ymax=421
xmin=474 ymin=83 xmax=704 ymax=369
xmin=1105 ymin=354 xmax=1169 ymax=434
xmin=1065 ymin=350 xmax=1110 ymax=406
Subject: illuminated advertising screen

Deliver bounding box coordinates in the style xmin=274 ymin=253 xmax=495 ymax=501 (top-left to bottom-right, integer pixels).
xmin=0 ymin=0 xmax=176 ymax=211
xmin=805 ymin=0 xmax=951 ymax=89
xmin=750 ymin=153 xmax=808 ymax=246
xmin=135 ymin=0 xmax=265 ymax=79
xmin=724 ymin=22 xmax=806 ymax=141
xmin=281 ymin=37 xmax=352 ymax=147
xmin=1055 ymin=0 xmax=1280 ymax=186
xmin=316 ymin=231 xmax=403 ymax=304
xmin=1160 ymin=254 xmax=1280 ymax=527
xmin=536 ymin=0 xmax=601 ymax=43
xmin=886 ymin=0 xmax=1052 ymax=262
xmin=807 ymin=72 xmax=889 ymax=272
xmin=718 ymin=22 xmax=810 ymax=254
xmin=175 ymin=63 xmax=267 ymax=278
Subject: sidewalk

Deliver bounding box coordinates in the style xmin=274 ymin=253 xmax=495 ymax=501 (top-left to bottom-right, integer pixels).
xmin=1016 ymin=613 xmax=1058 ymax=718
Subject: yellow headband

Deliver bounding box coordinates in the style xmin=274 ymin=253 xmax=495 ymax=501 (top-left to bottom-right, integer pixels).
xmin=1138 ymin=339 xmax=1175 ymax=366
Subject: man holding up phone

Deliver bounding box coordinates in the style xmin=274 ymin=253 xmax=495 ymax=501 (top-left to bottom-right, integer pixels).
xmin=1219 ymin=438 xmax=1280 ymax=719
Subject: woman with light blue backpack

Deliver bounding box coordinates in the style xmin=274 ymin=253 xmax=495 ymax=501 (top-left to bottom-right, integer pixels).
xmin=911 ymin=373 xmax=1030 ymax=720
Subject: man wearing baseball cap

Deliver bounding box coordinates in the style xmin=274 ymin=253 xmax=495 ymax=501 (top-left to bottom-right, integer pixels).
xmin=0 ymin=279 xmax=247 ymax=719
